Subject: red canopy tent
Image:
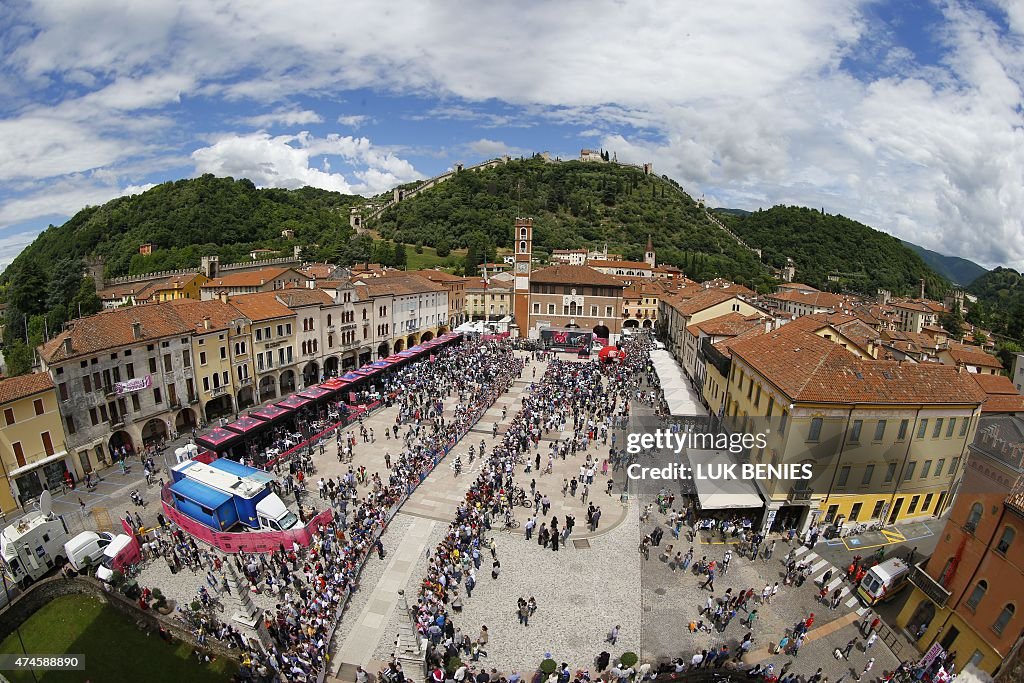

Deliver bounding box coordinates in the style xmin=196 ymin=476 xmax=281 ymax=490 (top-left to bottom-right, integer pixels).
xmin=195 ymin=427 xmax=240 ymax=452
xmin=225 ymin=416 xmax=267 ymax=434
xmin=298 ymin=386 xmax=332 ymax=400
xmin=598 ymin=345 xmax=627 ymax=362
xmin=277 ymin=395 xmax=312 ymax=410
xmin=251 ymin=404 xmax=292 ymax=422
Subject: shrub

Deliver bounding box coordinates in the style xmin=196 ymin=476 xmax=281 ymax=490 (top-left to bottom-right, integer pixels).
xmin=152 ymin=588 xmax=167 ymax=609
xmin=619 ymin=652 xmax=638 ymax=668
xmin=446 ymin=657 xmax=462 ymax=674
xmin=539 ymin=659 xmax=557 ymax=675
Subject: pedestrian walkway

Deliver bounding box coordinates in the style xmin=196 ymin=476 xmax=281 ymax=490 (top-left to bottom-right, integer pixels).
xmin=332 ymin=515 xmax=437 ymax=670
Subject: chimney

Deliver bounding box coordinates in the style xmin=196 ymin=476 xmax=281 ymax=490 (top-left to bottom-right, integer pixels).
xmin=219 ymin=291 xmax=228 ymax=303
xmin=202 ymin=316 xmax=211 ymax=331
xmin=63 ymin=337 xmax=73 ymax=354
xmin=131 ymin=321 xmax=142 ymax=340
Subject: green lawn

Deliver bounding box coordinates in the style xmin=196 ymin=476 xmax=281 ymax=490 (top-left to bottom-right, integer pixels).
xmin=0 ymin=594 xmax=234 ymax=682
xmin=405 ymin=245 xmax=466 ymax=271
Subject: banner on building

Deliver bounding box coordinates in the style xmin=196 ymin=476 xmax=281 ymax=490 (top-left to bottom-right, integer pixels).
xmin=115 ymin=375 xmax=153 ymax=395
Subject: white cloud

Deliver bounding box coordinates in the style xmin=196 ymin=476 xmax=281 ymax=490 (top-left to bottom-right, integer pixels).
xmin=242 ymin=107 xmax=323 ymax=128
xmin=336 ymin=114 xmax=372 ymax=129
xmin=191 ymin=131 xmax=421 ymax=195
xmin=462 ymin=139 xmax=525 ymax=159
xmin=4 ymin=0 xmax=1024 ymax=269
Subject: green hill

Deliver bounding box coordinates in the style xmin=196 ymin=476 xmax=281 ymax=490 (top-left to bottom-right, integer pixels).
xmin=372 ymin=157 xmax=774 ymax=287
xmin=902 ymin=240 xmax=988 ymax=286
xmin=714 ymin=206 xmax=948 ymax=298
xmin=967 ymin=267 xmax=1024 ymax=340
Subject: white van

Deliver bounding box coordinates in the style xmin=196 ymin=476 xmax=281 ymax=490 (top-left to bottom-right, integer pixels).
xmin=94 ymin=534 xmax=135 ymax=582
xmin=857 ymin=557 xmax=910 ymax=606
xmin=63 ymin=531 xmax=115 ymax=573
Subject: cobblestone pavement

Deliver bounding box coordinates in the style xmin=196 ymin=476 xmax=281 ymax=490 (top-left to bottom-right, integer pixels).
xmin=377 ymin=498 xmax=642 ymax=675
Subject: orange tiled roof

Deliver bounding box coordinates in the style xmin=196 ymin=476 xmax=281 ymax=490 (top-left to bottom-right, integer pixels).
xmin=299 ymin=263 xmax=336 ymax=280
xmin=672 ymin=288 xmax=741 ymax=316
xmin=689 ymin=312 xmax=766 ymax=338
xmin=227 ymin=291 xmax=296 ymax=321
xmin=768 ymin=290 xmax=845 ymax=309
xmin=40 ymin=304 xmax=201 ymax=363
xmin=946 ymin=343 xmax=1004 ymax=369
xmin=973 ymin=373 xmax=1019 ymax=396
xmin=529 ymin=264 xmax=625 ymax=287
xmin=201 ymin=267 xmax=301 ymax=289
xmin=729 ymin=325 xmax=987 ymax=405
xmin=0 ymin=373 xmax=54 ymax=405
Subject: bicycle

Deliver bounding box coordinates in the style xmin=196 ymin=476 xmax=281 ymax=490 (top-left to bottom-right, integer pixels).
xmin=501 ymin=518 xmax=521 ymax=532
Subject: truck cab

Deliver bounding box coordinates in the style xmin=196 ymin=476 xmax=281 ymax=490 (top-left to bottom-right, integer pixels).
xmin=255 ymin=494 xmax=300 ymax=531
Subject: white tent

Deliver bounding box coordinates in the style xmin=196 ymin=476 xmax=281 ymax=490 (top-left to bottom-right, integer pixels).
xmin=689 ymin=449 xmax=764 ymax=510
xmin=649 ymin=350 xmax=707 ymax=416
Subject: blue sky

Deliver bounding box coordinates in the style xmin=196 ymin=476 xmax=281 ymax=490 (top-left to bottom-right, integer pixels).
xmin=1 ymin=0 xmax=1023 ymax=272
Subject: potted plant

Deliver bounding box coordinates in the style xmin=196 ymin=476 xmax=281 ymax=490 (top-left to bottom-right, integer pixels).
xmin=109 ymin=569 xmax=125 ymax=590
xmin=152 ymin=588 xmax=174 ymax=615
xmin=619 ymin=653 xmax=638 ymax=668
xmin=539 ymin=659 xmax=557 ymax=676
xmin=445 ymin=657 xmax=462 ymax=675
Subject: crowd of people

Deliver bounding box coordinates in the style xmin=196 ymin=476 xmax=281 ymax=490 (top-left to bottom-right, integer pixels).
xmin=402 ymin=338 xmax=651 ymax=683
xmin=132 ymin=338 xmax=525 ymax=682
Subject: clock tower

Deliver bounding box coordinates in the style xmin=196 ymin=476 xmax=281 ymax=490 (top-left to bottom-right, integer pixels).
xmin=512 ymin=217 xmax=533 ymax=338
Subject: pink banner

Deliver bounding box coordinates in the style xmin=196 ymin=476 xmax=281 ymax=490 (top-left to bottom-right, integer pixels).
xmin=161 ymin=485 xmax=334 ymax=554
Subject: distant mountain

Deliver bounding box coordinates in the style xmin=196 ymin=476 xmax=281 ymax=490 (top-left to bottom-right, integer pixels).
xmin=713 ymin=206 xmax=949 ymax=298
xmin=902 ymin=241 xmax=988 ymax=287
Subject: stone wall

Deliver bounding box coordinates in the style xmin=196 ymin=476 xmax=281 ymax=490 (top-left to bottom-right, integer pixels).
xmin=0 ymin=576 xmax=238 ymax=661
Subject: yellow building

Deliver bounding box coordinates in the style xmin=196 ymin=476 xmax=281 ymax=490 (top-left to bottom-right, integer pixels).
xmin=465 ymin=277 xmax=513 ymax=321
xmin=723 ymin=321 xmax=986 ymax=534
xmin=0 ymin=373 xmax=73 ymax=514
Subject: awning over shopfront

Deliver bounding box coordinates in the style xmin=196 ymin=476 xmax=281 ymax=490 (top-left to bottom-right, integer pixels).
xmin=277 ymin=395 xmax=311 ymax=410
xmin=297 ymin=386 xmax=332 ymax=400
xmin=321 ymin=377 xmax=348 ymax=391
xmin=689 ymin=449 xmax=764 ymax=510
xmin=7 ymin=450 xmax=69 ymax=478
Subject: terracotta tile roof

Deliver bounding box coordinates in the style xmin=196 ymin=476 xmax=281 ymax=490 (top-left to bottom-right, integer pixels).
xmin=0 ymin=373 xmax=54 ymax=405
xmin=890 ymin=299 xmax=933 ymax=313
xmin=529 ymin=264 xmax=625 ymax=288
xmin=352 ymin=272 xmax=448 ymax=297
xmin=466 ymin=278 xmax=513 ymax=291
xmin=945 ymin=343 xmax=1004 ymax=369
xmin=672 ymin=289 xmax=739 ymax=316
xmin=41 ymin=303 xmax=202 ymax=363
xmin=973 ymin=374 xmax=1019 ymax=395
xmin=982 ymin=395 xmax=1024 ymax=414
xmin=201 ymin=267 xmax=303 ymax=289
xmin=729 ymin=325 xmax=988 ymax=405
xmin=272 ymin=289 xmax=335 ymax=308
xmin=587 ymin=259 xmax=652 ymax=270
xmin=768 ymin=290 xmax=846 ymax=309
xmin=165 ymin=298 xmax=243 ymax=332
xmin=421 ymin=270 xmax=468 ymax=283
xmin=299 ymin=263 xmax=336 ymax=279
xmin=227 ymin=291 xmax=296 ymax=321
xmin=777 ymin=283 xmax=820 ymax=292
xmin=711 ymin=325 xmax=771 ymax=359
xmin=689 ymin=312 xmax=766 ymax=338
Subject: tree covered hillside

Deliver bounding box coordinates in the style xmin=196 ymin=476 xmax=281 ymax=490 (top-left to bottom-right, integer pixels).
xmin=715 ymin=206 xmax=948 ymax=298
xmin=374 ymin=157 xmax=774 ymax=288
xmin=0 ymin=174 xmax=360 ymax=283
xmin=967 ymin=267 xmax=1024 ymax=340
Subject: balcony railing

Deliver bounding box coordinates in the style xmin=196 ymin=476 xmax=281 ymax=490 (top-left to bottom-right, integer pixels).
xmin=908 ymin=563 xmax=951 ymax=607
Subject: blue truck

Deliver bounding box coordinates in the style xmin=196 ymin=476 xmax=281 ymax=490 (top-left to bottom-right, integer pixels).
xmin=169 ymin=459 xmax=299 ymax=532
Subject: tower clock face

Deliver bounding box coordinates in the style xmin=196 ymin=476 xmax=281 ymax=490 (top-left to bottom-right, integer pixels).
xmin=515 ymin=261 xmax=529 ymax=273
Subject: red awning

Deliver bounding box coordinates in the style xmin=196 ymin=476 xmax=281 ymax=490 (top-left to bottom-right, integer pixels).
xmin=195 ymin=427 xmax=240 ymax=450
xmin=277 ymin=395 xmax=312 ymax=410
xmin=251 ymin=404 xmax=292 ymax=422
